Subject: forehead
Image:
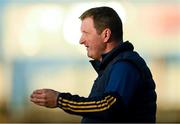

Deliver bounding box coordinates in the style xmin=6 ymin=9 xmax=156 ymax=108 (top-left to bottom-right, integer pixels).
xmin=81 ymin=17 xmax=95 ymax=31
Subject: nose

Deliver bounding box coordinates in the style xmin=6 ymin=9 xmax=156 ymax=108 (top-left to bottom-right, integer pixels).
xmin=79 ymin=35 xmax=85 ymax=45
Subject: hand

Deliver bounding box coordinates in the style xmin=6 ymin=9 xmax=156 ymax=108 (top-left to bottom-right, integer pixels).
xmin=30 ymin=89 xmax=59 ymax=108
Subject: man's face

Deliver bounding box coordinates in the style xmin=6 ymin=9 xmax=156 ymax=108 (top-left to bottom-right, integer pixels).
xmin=79 ymin=17 xmax=105 ymax=60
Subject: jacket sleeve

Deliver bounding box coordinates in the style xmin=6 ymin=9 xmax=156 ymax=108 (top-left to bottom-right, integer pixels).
xmin=56 ymin=61 xmax=139 ymax=119
xmin=57 ymin=92 xmax=125 ymax=119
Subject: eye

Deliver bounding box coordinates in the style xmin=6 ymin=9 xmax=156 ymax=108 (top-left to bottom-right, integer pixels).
xmin=83 ymin=31 xmax=88 ymax=34
xmin=82 ymin=31 xmax=88 ymax=37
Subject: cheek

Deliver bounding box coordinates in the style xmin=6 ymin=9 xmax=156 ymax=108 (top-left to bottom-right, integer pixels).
xmin=95 ymin=39 xmax=104 ymax=50
xmin=88 ymin=36 xmax=103 ymax=50
xmin=91 ymin=42 xmax=104 ymax=55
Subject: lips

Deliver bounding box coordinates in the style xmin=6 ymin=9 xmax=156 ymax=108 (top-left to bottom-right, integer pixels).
xmin=85 ymin=46 xmax=89 ymax=50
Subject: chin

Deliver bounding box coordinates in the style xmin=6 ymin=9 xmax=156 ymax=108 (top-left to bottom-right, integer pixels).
xmin=87 ymin=53 xmax=99 ymax=60
xmin=88 ymin=54 xmax=95 ymax=60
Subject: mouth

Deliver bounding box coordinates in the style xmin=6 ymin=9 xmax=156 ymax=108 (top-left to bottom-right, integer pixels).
xmin=85 ymin=46 xmax=89 ymax=50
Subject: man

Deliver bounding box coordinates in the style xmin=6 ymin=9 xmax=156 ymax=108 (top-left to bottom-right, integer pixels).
xmin=30 ymin=6 xmax=157 ymax=123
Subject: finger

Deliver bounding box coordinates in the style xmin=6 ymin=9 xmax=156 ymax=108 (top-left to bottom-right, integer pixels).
xmin=33 ymin=102 xmax=46 ymax=107
xmin=31 ymin=93 xmax=46 ymax=99
xmin=33 ymin=89 xmax=47 ymax=94
xmin=30 ymin=97 xmax=46 ymax=103
xmin=30 ymin=93 xmax=33 ymax=98
xmin=30 ymin=93 xmax=46 ymax=99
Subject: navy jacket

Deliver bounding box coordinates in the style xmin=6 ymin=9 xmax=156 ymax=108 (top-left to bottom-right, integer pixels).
xmin=57 ymin=41 xmax=157 ymax=123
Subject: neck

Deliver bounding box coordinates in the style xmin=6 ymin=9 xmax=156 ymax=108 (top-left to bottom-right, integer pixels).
xmin=99 ymin=41 xmax=120 ymax=61
xmin=104 ymin=41 xmax=119 ymax=54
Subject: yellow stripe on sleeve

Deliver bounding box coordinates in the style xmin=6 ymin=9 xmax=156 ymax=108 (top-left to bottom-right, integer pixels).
xmin=61 ymin=97 xmax=116 ymax=113
xmin=59 ymin=96 xmax=115 ymax=109
xmin=59 ymin=95 xmax=111 ymax=105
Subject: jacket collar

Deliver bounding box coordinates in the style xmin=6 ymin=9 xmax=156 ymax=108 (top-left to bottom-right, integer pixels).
xmin=90 ymin=41 xmax=134 ymax=74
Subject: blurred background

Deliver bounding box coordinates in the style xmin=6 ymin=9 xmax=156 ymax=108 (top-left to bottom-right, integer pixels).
xmin=0 ymin=0 xmax=180 ymax=123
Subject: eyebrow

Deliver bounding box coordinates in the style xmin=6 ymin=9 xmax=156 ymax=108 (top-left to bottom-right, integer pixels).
xmin=82 ymin=31 xmax=88 ymax=34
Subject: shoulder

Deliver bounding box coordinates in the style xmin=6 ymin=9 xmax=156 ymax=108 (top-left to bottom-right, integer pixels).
xmin=108 ymin=60 xmax=142 ymax=83
xmin=111 ymin=60 xmax=140 ymax=75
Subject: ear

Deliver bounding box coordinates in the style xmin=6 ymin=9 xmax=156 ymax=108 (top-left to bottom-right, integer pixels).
xmin=101 ymin=28 xmax=111 ymax=43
